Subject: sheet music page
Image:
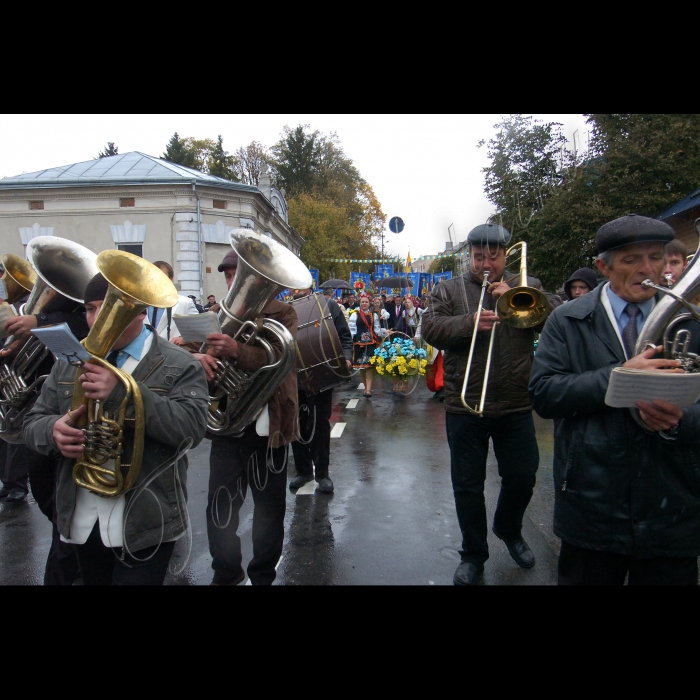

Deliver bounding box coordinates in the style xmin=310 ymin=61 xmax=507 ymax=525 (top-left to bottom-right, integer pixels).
xmin=605 ymin=367 xmax=700 ymax=408
xmin=172 ymin=313 xmax=221 ymax=342
xmin=0 ymin=303 xmax=17 ymax=339
xmin=30 ymin=323 xmax=91 ymax=363
xmin=0 ymin=279 xmax=7 ymax=300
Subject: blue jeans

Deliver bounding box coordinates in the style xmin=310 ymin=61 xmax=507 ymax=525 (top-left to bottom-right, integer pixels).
xmin=446 ymin=411 xmax=539 ymax=566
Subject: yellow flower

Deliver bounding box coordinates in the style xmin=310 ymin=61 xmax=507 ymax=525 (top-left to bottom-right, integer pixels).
xmin=370 ymin=356 xmax=376 ymax=364
xmin=377 ymin=357 xmax=385 ymax=365
xmin=420 ymin=359 xmax=427 ymax=367
xmin=399 ymin=366 xmax=408 ymax=375
xmin=419 ymin=368 xmax=426 ymax=375
xmin=409 ymin=359 xmax=418 ymax=369
xmin=376 ymin=367 xmax=384 ymax=374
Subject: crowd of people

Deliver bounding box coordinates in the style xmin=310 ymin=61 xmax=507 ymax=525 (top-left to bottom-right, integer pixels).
xmin=1 ymin=213 xmax=699 ymax=586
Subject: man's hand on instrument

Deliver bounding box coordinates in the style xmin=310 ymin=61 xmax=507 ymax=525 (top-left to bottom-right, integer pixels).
xmin=53 ymin=404 xmax=86 ymax=458
xmin=78 ymin=361 xmax=119 ymax=401
xmin=171 ymin=336 xmax=185 ymax=346
xmin=487 ymin=281 xmax=511 ymax=299
xmin=346 ymin=359 xmax=353 ymax=370
xmin=205 ymin=333 xmax=238 ymax=359
xmin=194 ymin=353 xmax=219 ymax=382
xmin=636 ymin=398 xmax=683 ymax=433
xmin=623 ymin=345 xmax=684 ymax=373
xmin=0 ymin=337 xmax=23 ymax=360
xmin=4 ymin=314 xmax=38 ymax=340
xmin=474 ymin=309 xmax=499 ymax=332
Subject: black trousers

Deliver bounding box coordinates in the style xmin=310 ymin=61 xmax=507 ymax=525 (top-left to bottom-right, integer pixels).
xmin=291 ymin=388 xmax=333 ymax=481
xmin=558 ymin=541 xmax=698 ymax=585
xmin=1 ymin=441 xmax=29 ymax=494
xmin=207 ymin=424 xmax=288 ymax=585
xmin=445 ymin=410 xmax=539 ymax=566
xmin=73 ymin=522 xmax=176 ymax=585
xmin=25 ymin=447 xmax=81 ymax=585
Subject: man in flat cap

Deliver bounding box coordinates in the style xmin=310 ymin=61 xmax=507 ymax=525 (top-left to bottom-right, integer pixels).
xmin=422 ymin=223 xmax=562 ymax=585
xmin=196 ymin=248 xmax=300 ymax=585
xmin=530 ymin=213 xmax=700 ymax=585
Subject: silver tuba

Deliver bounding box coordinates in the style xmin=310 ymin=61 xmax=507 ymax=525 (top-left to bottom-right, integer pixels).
xmin=630 ymin=217 xmax=700 ymax=430
xmin=0 ymin=236 xmax=99 ymax=443
xmin=206 ymin=229 xmax=312 ymax=437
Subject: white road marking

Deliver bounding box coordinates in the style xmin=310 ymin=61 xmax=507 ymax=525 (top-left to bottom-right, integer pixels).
xmin=296 ymin=479 xmax=317 ymax=495
xmin=330 ymin=422 xmax=346 ymax=439
xmin=357 ymin=383 xmax=365 ymax=390
xmin=346 ymin=399 xmax=359 ymax=409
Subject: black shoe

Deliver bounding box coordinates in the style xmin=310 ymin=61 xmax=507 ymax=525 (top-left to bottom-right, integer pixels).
xmin=492 ymin=527 xmax=535 ymax=568
xmin=0 ymin=486 xmax=11 ymax=499
xmin=453 ymin=561 xmax=484 ymax=586
xmin=289 ymin=474 xmax=314 ymax=490
xmin=210 ymin=571 xmax=245 ymax=586
xmin=317 ymin=477 xmax=334 ymax=493
xmin=5 ymin=489 xmax=27 ymax=503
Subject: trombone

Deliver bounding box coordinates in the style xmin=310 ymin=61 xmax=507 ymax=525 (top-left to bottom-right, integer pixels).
xmin=461 ymin=241 xmax=552 ymax=416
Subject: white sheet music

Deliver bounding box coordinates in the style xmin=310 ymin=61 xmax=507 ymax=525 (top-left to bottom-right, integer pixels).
xmin=172 ymin=313 xmax=221 ymax=342
xmin=605 ymin=367 xmax=700 ymax=408
xmin=0 ymin=280 xmax=7 ymax=300
xmin=30 ymin=323 xmax=91 ymax=363
xmin=0 ymin=303 xmax=17 ymax=339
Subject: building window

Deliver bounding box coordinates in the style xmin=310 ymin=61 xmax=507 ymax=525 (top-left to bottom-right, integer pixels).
xmin=117 ymin=243 xmax=143 ymax=257
xmin=29 ymin=201 xmax=44 ymax=210
xmin=120 ymin=198 xmax=135 ymax=207
xmin=213 ymin=199 xmax=227 ymax=210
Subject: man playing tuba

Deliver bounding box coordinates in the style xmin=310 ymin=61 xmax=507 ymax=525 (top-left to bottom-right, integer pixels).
xmin=23 ymin=273 xmax=209 ymax=585
xmin=195 ymin=249 xmax=300 ymax=586
xmin=530 ymin=214 xmax=700 ymax=585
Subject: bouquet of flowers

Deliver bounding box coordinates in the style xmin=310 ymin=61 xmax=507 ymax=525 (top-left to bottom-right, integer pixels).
xmin=370 ymin=337 xmax=428 ymax=378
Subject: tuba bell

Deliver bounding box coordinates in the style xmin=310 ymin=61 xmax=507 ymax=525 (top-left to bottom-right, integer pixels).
xmin=206 ymin=229 xmax=312 ymax=437
xmin=71 ymin=250 xmax=178 ymax=497
xmin=630 ymin=217 xmax=700 ymax=430
xmin=0 ymin=253 xmax=37 ymax=306
xmin=0 ymin=237 xmax=99 ymax=443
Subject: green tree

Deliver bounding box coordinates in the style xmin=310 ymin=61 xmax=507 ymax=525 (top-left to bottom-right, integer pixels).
xmin=207 ymin=134 xmax=239 ymax=181
xmin=428 ymin=256 xmax=462 ymax=276
xmin=97 ymin=142 xmax=119 ymax=158
xmin=479 ymin=114 xmax=700 ymax=291
xmin=162 ymin=132 xmax=198 ymax=168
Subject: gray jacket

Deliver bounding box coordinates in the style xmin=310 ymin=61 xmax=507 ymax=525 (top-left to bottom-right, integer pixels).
xmin=24 ymin=332 xmax=210 ymax=552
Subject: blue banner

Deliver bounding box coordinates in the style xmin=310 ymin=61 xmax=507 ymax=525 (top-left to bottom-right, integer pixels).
xmin=419 ymin=273 xmax=433 ymax=296
xmin=309 ymin=269 xmax=319 ymax=291
xmin=277 ymin=288 xmax=291 ymax=301
xmin=406 ymin=272 xmax=421 ymax=293
xmin=433 ymin=271 xmax=453 ymax=285
xmin=375 ymin=264 xmax=394 ymax=279
xmin=350 ymin=271 xmax=371 ymax=292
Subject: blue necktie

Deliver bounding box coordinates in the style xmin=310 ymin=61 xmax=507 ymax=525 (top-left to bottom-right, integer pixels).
xmin=622 ymin=303 xmax=640 ymax=358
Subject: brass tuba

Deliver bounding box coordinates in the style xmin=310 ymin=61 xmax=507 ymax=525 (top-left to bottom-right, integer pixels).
xmin=71 ymin=250 xmax=178 ymax=497
xmin=0 ymin=237 xmax=99 ymax=443
xmin=631 ymin=218 xmax=700 ymax=429
xmin=0 ymin=253 xmax=37 ymax=305
xmin=206 ymin=229 xmax=312 ymax=437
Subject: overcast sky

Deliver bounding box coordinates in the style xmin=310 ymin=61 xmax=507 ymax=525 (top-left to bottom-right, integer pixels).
xmin=0 ymin=114 xmax=590 ymax=260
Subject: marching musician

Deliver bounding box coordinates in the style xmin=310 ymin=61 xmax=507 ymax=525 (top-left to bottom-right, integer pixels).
xmin=288 ymin=286 xmax=353 ymax=494
xmin=530 ymin=214 xmax=700 ymax=585
xmin=195 ymin=249 xmax=300 ymax=585
xmin=23 ymin=273 xmax=209 ymax=585
xmin=421 ymin=223 xmax=562 ymax=586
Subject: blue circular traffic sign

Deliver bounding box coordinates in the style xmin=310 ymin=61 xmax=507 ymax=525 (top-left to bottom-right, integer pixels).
xmin=389 ymin=216 xmax=404 ymax=234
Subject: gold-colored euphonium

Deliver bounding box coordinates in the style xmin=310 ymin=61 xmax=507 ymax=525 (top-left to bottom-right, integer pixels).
xmin=1 ymin=238 xmax=99 ymax=443
xmin=71 ymin=250 xmax=178 ymax=498
xmin=461 ymin=240 xmax=553 ymax=415
xmin=206 ymin=229 xmax=312 ymax=437
xmin=0 ymin=253 xmax=37 ymax=306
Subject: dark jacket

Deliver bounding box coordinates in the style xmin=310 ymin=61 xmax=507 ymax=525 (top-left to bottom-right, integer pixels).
xmin=326 ymin=297 xmax=353 ymax=361
xmin=529 ymin=284 xmax=700 ymax=558
xmin=23 ymin=333 xmax=210 ymax=552
xmin=421 ymin=271 xmax=561 ymax=417
xmin=226 ymin=299 xmax=299 ymax=448
xmin=563 ymin=267 xmax=598 ymax=300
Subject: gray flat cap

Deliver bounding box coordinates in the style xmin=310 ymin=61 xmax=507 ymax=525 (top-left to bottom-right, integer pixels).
xmin=467 ymin=223 xmax=512 ymax=247
xmin=596 ymin=214 xmax=675 ymax=254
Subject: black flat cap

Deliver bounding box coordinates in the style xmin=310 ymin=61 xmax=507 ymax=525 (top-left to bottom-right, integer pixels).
xmin=217 ymin=249 xmax=239 ymax=271
xmin=564 ymin=267 xmax=598 ymax=300
xmin=596 ymin=214 xmax=675 ymax=254
xmin=467 ymin=223 xmax=512 ymax=247
xmin=84 ymin=273 xmax=109 ymax=303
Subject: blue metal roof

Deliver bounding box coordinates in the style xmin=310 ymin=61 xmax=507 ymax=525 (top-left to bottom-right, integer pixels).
xmin=0 ymin=151 xmax=259 ymax=193
xmin=658 ymin=186 xmax=700 ymax=220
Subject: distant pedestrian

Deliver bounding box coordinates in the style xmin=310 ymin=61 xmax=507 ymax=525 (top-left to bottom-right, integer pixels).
xmin=563 ymin=268 xmax=598 ymax=301
xmin=188 ymin=295 xmax=205 ymax=313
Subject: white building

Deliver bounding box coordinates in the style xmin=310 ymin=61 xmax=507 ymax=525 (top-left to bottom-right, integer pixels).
xmin=0 ymin=152 xmax=303 ymax=303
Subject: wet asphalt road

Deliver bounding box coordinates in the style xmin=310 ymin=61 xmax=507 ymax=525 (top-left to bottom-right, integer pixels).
xmin=0 ymin=377 xmax=560 ymax=585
